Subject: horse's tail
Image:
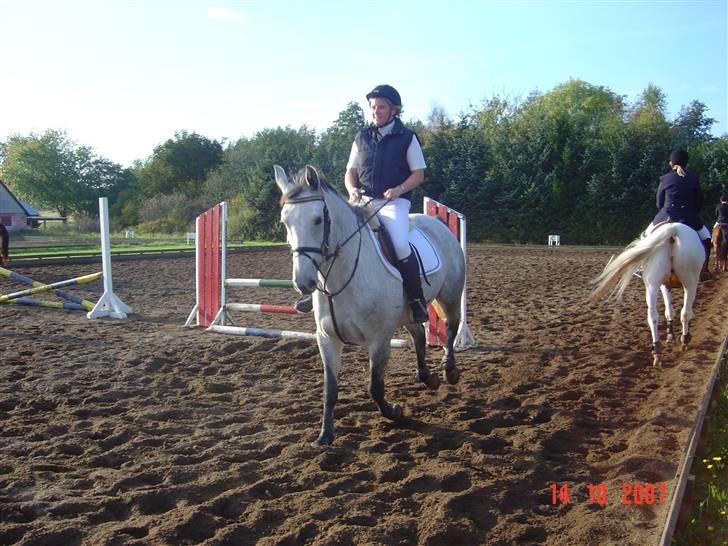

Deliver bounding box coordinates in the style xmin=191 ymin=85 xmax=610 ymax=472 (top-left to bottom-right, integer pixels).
xmin=590 ymin=225 xmax=678 ymax=301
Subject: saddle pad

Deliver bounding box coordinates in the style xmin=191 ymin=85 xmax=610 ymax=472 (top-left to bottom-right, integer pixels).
xmin=367 ymin=225 xmax=442 ymax=280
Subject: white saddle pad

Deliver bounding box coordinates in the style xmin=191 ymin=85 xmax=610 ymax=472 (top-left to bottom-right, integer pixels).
xmin=367 ymin=225 xmax=442 ymax=280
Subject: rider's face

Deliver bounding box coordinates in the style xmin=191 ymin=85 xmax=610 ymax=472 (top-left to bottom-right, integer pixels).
xmin=369 ymin=98 xmax=394 ymax=127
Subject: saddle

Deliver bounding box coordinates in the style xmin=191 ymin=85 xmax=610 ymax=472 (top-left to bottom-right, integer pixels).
xmin=356 ymin=205 xmax=442 ymax=278
xmin=363 ymin=212 xmax=398 ymax=267
xmin=712 ymin=224 xmax=725 ymax=246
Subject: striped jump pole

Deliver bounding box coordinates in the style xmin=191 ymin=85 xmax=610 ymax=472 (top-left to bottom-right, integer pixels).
xmin=184 ymin=201 xmax=407 ymax=348
xmin=0 ymin=266 xmax=98 ymax=311
xmin=226 ymin=278 xmax=294 ymax=288
xmin=1 ymin=298 xmax=87 ymax=311
xmin=0 ymin=271 xmax=101 ymax=304
xmin=226 ymin=303 xmax=301 ymax=315
xmin=423 ymin=197 xmax=476 ymax=352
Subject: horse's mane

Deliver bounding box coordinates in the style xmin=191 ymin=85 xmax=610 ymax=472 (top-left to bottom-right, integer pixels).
xmin=282 ymin=168 xmax=360 ymax=216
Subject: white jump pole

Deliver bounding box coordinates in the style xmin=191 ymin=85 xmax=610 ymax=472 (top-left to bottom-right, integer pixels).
xmin=87 ymin=197 xmax=132 ymax=320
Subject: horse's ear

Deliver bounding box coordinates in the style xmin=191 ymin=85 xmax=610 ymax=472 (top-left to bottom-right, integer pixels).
xmin=304 ymin=165 xmax=320 ymax=189
xmin=273 ymin=165 xmax=292 ymax=194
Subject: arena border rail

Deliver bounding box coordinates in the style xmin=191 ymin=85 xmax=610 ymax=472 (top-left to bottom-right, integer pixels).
xmin=659 ymin=332 xmax=728 ymax=544
xmin=184 ymin=201 xmax=407 ymax=348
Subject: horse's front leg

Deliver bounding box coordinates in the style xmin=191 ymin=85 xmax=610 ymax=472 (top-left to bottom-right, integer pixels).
xmin=405 ymin=322 xmax=440 ymax=389
xmin=368 ymin=341 xmax=402 ymax=421
xmin=646 ymin=283 xmax=661 ymax=366
xmin=313 ymin=334 xmax=344 ymax=447
xmin=660 ymin=285 xmax=675 ymax=345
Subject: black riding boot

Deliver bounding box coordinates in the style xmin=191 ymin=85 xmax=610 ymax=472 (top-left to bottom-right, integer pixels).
xmin=397 ymin=252 xmax=429 ymax=323
xmin=701 ymin=238 xmax=712 ymax=280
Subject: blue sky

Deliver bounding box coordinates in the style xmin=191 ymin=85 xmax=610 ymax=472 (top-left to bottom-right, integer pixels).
xmin=1 ymin=0 xmax=725 ymax=167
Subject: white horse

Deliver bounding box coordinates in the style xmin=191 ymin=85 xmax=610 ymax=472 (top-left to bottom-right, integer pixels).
xmin=591 ymin=222 xmax=705 ymax=366
xmin=274 ymin=165 xmax=466 ymax=446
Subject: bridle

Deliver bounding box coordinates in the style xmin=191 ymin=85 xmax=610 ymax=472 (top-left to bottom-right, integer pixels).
xmin=282 ymin=189 xmax=369 ymax=298
xmin=282 ymin=187 xmax=393 ymax=344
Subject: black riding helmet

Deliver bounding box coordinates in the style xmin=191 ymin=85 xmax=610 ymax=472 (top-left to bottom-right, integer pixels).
xmin=366 ymin=84 xmax=402 ymax=107
xmin=670 ymin=148 xmax=689 ymax=167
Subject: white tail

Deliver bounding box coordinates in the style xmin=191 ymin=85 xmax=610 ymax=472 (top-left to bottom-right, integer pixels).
xmin=591 ymin=225 xmax=678 ymax=301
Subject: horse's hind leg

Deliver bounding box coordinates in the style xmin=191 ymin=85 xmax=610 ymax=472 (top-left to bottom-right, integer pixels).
xmin=436 ymin=297 xmax=461 ymax=384
xmin=646 ymin=283 xmax=662 ymax=366
xmin=368 ymin=341 xmax=402 ymax=421
xmin=680 ymin=284 xmax=698 ymax=350
xmin=442 ymin=318 xmax=461 ymax=384
xmin=405 ymin=322 xmax=440 ymax=390
xmin=313 ymin=335 xmax=344 ymax=447
xmin=660 ymin=285 xmax=675 ymax=346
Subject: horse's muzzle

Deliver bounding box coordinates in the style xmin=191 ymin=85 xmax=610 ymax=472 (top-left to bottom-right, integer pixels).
xmin=295 ymin=280 xmax=316 ymax=295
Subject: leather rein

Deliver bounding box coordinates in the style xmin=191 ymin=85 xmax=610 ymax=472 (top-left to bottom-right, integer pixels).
xmin=282 ymin=189 xmax=390 ymax=344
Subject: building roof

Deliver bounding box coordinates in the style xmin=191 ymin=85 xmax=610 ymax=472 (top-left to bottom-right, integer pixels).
xmin=18 ymin=200 xmax=39 ymax=217
xmin=0 ymin=179 xmax=29 ymax=215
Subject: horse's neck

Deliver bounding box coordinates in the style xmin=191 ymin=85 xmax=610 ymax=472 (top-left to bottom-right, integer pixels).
xmin=321 ymin=195 xmax=380 ymax=287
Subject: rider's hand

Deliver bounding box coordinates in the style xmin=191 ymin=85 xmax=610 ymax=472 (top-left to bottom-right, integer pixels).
xmin=383 ymin=185 xmax=405 ymax=201
xmin=348 ymin=188 xmax=362 ymax=204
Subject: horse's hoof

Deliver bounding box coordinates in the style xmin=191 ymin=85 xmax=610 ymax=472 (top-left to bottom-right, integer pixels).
xmin=389 ymin=404 xmax=403 ymax=421
xmin=652 ymin=355 xmax=662 ymax=367
xmin=311 ymin=433 xmax=333 ymax=447
xmin=424 ymin=374 xmax=440 ymax=391
xmin=666 ymin=333 xmax=674 ymax=345
xmin=444 ymin=367 xmax=460 ymax=385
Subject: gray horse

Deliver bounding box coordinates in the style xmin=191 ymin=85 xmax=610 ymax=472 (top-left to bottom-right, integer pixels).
xmin=274 ymin=165 xmax=466 ymax=446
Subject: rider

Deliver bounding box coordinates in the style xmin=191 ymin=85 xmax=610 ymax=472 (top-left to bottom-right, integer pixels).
xmin=715 ymin=193 xmax=728 ymax=227
xmin=650 ymin=148 xmax=712 ymax=278
xmin=295 ymin=84 xmax=429 ymax=322
xmin=350 ymin=84 xmax=428 ymax=322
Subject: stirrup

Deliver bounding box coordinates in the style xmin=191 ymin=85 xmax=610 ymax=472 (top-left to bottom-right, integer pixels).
xmin=409 ymin=299 xmax=428 ymax=323
xmin=294 ymin=297 xmax=313 ymax=313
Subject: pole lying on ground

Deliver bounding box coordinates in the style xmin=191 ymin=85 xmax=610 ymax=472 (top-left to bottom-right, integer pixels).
xmin=0 ymin=266 xmax=97 ymax=311
xmin=1 ymin=298 xmax=87 ymax=311
xmin=0 ymin=272 xmax=101 ymax=303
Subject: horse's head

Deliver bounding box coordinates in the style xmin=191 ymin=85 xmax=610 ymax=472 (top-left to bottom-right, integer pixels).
xmin=274 ymin=164 xmax=331 ymax=295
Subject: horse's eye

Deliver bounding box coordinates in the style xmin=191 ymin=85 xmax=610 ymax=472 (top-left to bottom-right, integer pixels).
xmin=314 ymin=217 xmax=323 ymax=225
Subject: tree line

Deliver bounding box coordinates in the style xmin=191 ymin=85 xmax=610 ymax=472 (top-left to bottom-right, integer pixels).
xmin=1 ymin=79 xmax=726 ymax=245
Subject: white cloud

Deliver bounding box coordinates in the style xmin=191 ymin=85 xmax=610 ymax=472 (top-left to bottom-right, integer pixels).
xmin=702 ymin=85 xmax=721 ymax=93
xmin=206 ymin=7 xmax=244 ymax=23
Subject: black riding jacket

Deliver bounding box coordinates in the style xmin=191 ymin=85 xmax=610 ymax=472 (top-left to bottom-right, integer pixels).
xmin=716 ymin=202 xmax=728 ymax=224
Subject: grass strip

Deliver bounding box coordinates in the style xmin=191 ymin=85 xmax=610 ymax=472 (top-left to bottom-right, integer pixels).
xmin=673 ymin=345 xmax=728 ymax=545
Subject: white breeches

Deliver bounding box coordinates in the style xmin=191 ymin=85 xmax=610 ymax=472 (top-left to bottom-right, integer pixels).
xmin=366 ymin=197 xmax=412 ymax=260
